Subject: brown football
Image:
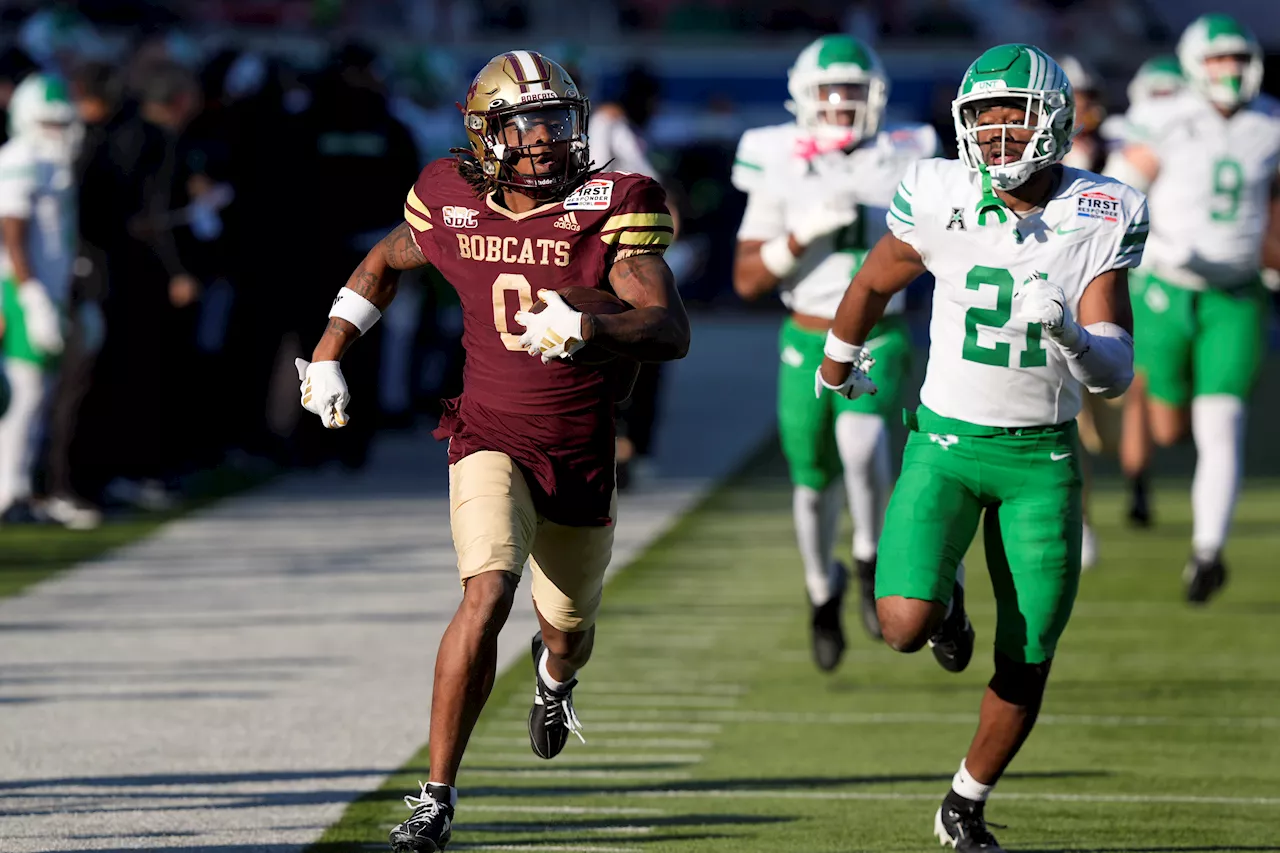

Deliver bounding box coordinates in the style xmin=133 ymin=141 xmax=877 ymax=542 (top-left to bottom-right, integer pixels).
xmin=529 ymin=285 xmax=632 ymax=366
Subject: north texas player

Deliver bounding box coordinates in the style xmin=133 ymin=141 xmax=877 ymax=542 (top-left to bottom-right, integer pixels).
xmin=1104 ymin=14 xmax=1280 ymax=603
xmin=0 ymin=74 xmax=76 ymax=521
xmin=296 ymin=51 xmax=688 ymax=853
xmin=731 ymin=35 xmax=937 ymax=671
xmin=819 ymin=45 xmax=1144 ymax=851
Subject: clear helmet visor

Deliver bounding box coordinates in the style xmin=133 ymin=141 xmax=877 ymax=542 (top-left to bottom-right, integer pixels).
xmin=500 ymin=106 xmax=583 ymax=149
xmin=488 ymin=104 xmax=589 ymax=195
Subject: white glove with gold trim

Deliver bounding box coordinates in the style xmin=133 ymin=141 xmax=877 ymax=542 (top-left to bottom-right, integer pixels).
xmin=295 ymin=358 xmax=350 ymax=429
xmin=515 ymin=290 xmax=586 ymax=364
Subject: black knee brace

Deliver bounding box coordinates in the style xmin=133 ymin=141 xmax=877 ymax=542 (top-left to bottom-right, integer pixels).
xmin=988 ymin=651 xmax=1052 ymax=707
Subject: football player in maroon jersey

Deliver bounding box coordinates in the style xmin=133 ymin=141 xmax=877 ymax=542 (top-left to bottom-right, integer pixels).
xmin=296 ymin=50 xmax=688 ymax=852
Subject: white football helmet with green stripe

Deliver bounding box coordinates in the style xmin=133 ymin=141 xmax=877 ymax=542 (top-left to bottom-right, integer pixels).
xmin=952 ymin=44 xmax=1074 ymax=191
xmin=1177 ymin=14 xmax=1262 ymax=110
xmin=1126 ymin=55 xmax=1185 ymax=106
xmin=786 ymin=34 xmax=888 ymax=144
xmin=8 ymin=73 xmax=78 ymax=161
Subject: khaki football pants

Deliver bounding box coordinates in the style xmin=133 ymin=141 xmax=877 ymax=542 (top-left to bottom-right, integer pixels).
xmin=449 ymin=450 xmax=615 ymax=632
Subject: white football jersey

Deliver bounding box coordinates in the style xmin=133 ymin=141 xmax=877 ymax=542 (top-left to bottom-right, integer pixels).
xmin=0 ymin=135 xmax=76 ymax=302
xmin=732 ymin=121 xmax=937 ymax=321
xmin=890 ymin=158 xmax=1148 ymax=428
xmin=1125 ymin=91 xmax=1280 ymax=290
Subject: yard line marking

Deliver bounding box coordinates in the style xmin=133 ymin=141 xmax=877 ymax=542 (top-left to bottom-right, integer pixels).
xmin=461 ymin=769 xmax=693 ymax=780
xmin=451 ymin=845 xmax=640 ymax=852
xmin=466 ymin=752 xmax=704 ymax=765
xmin=460 ymin=805 xmax=664 ymax=816
xmin=630 ymin=789 xmax=1280 ymax=807
xmin=468 ymin=737 xmax=713 ymax=749
xmin=584 ymin=682 xmax=748 ymax=695
xmin=572 ymin=709 xmax=1280 ymax=729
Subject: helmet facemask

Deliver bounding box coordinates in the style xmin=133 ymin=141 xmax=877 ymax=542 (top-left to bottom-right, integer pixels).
xmin=468 ymin=102 xmax=589 ymax=200
xmin=953 ymin=91 xmax=1073 ymax=191
xmin=1197 ymin=52 xmax=1261 ymax=110
xmin=788 ymin=76 xmax=886 ymax=146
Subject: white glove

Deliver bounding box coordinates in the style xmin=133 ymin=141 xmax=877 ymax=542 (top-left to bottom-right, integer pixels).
xmin=295 ymin=358 xmax=350 ymax=429
xmin=791 ymin=197 xmax=858 ymax=248
xmin=815 ymin=349 xmax=878 ymax=401
xmin=16 ymin=280 xmax=64 ymax=356
xmin=515 ymin=290 xmax=586 ymax=364
xmin=1014 ymin=273 xmax=1082 ymax=350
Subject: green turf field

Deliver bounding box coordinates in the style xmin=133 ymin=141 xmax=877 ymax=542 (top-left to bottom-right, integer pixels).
xmin=310 ymin=446 xmax=1280 ymax=853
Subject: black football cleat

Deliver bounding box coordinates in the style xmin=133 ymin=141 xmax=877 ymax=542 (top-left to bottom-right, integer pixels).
xmin=935 ymin=800 xmax=1005 ymax=852
xmin=1127 ymin=476 xmax=1152 ymax=528
xmin=389 ymin=782 xmax=454 ymax=852
xmin=528 ymin=632 xmax=585 ymax=759
xmin=929 ymin=582 xmax=975 ymax=674
xmin=855 ymin=557 xmax=882 ymax=641
xmin=810 ymin=562 xmax=848 ymax=672
xmin=1184 ymin=552 xmax=1227 ymax=605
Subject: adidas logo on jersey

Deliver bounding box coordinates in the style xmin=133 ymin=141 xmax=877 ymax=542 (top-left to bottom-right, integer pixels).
xmin=553 ymin=212 xmax=581 ymax=231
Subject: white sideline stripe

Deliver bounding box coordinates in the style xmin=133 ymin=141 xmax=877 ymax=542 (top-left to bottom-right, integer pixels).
xmin=468 ymin=752 xmax=704 ymax=764
xmin=574 ymin=722 xmax=723 ymax=734
xmin=506 ymin=694 xmax=739 ymax=709
xmin=580 ymin=695 xmax=740 ymax=708
xmin=462 ymin=769 xmax=693 ymax=780
xmin=574 ymin=709 xmax=1280 ymax=729
xmin=452 ymin=846 xmax=640 ymax=852
xmin=460 ymin=823 xmax=654 ymax=835
xmin=585 ymin=682 xmax=747 ymax=695
xmin=469 ymin=737 xmax=714 ymax=749
xmin=461 ymin=805 xmax=664 ymax=816
xmin=630 ymin=789 xmax=1280 ymax=807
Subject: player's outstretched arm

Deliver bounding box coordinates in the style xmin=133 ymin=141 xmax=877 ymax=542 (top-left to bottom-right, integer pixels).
xmin=593 ymin=253 xmax=691 ymax=362
xmin=819 ymin=232 xmax=925 ymax=388
xmin=1103 ymin=143 xmax=1159 ymax=193
xmin=311 ymin=222 xmax=428 ymax=362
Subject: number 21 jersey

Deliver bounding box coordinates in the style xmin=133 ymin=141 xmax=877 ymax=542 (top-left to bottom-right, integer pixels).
xmin=887 ymin=158 xmax=1147 ymax=428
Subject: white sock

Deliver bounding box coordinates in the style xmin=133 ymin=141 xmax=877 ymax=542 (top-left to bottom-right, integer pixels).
xmin=835 ymin=412 xmax=891 ymax=562
xmin=1190 ymin=395 xmax=1245 ymax=559
xmin=426 ymin=781 xmax=458 ymax=807
xmin=952 ymin=759 xmax=994 ymax=802
xmin=0 ymin=360 xmax=47 ymax=509
xmin=539 ymin=647 xmax=570 ymax=692
xmin=793 ymin=482 xmax=843 ymax=604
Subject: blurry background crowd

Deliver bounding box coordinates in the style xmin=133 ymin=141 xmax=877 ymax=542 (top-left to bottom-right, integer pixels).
xmin=0 ymin=0 xmax=1273 ymax=528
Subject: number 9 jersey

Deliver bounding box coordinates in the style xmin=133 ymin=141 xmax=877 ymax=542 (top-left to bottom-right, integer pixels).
xmin=1124 ymin=91 xmax=1280 ymax=290
xmin=890 ymin=158 xmax=1148 ymax=428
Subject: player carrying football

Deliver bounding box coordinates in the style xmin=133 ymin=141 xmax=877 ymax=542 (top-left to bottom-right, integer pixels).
xmin=731 ymin=35 xmax=937 ymax=671
xmin=297 ymin=51 xmax=688 ymax=853
xmin=819 ymin=45 xmax=1145 ymax=851
xmin=1105 ymin=14 xmax=1280 ymax=603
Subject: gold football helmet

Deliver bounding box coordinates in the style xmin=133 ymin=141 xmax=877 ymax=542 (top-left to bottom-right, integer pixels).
xmin=462 ymin=50 xmax=590 ymax=197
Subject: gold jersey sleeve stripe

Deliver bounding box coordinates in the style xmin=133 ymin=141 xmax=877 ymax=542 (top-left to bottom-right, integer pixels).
xmin=616 ymin=245 xmax=669 ymax=260
xmin=601 ymin=229 xmax=674 ymax=247
xmin=406 ymin=187 xmax=432 ymax=218
xmin=601 ymin=212 xmax=674 ymax=232
xmin=404 ymin=206 xmax=432 ymax=232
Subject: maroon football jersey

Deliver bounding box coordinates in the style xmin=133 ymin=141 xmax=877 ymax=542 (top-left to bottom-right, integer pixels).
xmin=405 ymin=159 xmax=673 ymax=526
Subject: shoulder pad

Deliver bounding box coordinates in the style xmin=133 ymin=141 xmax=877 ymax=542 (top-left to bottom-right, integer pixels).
xmin=881 ymin=123 xmax=939 ymax=158
xmin=731 ymin=123 xmax=797 ymax=192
